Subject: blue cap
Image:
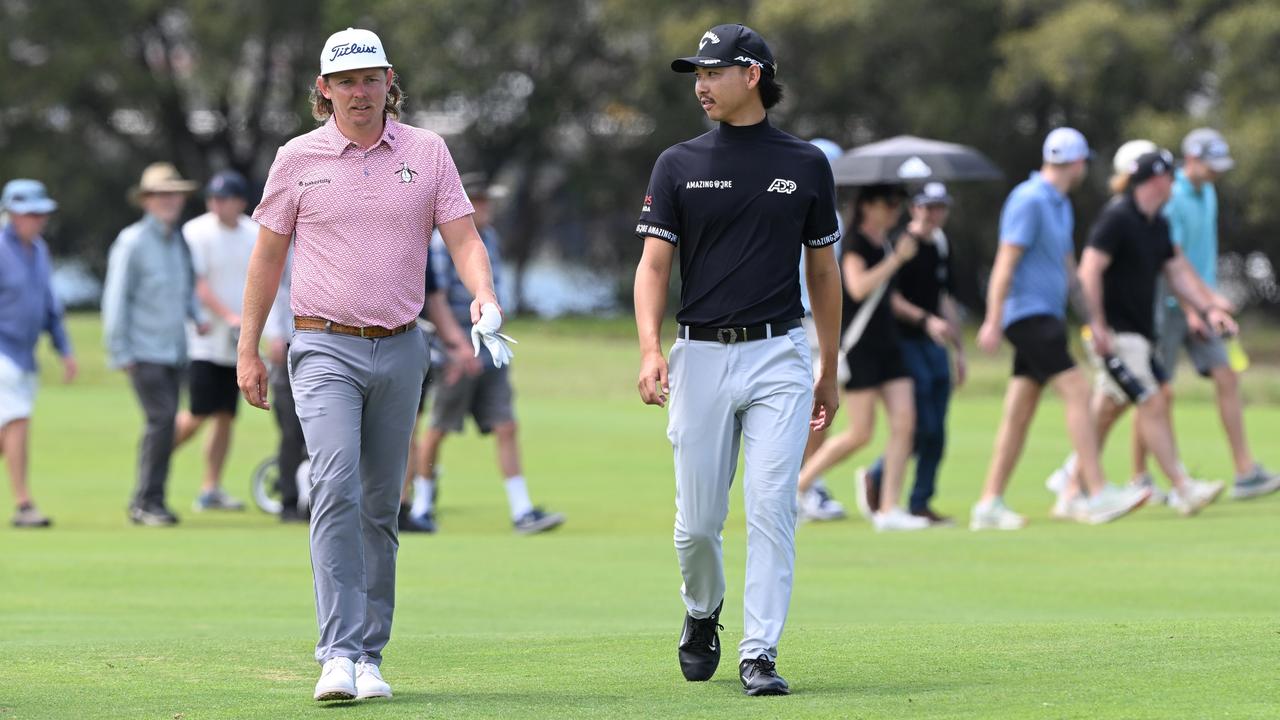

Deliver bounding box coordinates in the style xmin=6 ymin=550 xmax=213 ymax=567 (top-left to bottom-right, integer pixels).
xmin=1 ymin=179 xmax=58 ymax=214
xmin=206 ymin=170 xmax=249 ymax=200
xmin=809 ymin=138 xmax=843 ymax=164
xmin=1043 ymin=127 xmax=1091 ymax=164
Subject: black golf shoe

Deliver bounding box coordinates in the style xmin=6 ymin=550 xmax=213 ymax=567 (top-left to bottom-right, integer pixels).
xmin=677 ymin=600 xmax=723 ymax=681
xmin=739 ymin=654 xmax=789 ymax=696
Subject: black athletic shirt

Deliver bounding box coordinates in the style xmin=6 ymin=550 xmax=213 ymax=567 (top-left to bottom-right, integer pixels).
xmin=635 ymin=118 xmax=840 ymax=327
xmin=1085 ymin=194 xmax=1175 ymax=340
xmin=842 ymin=231 xmax=898 ymax=351
xmin=893 ymin=229 xmax=954 ymax=340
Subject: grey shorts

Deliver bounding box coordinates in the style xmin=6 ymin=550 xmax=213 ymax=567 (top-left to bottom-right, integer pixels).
xmin=428 ymin=365 xmax=515 ymax=434
xmin=1156 ymin=302 xmax=1229 ymax=378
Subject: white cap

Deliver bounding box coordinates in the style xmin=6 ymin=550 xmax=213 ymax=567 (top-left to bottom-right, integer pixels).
xmin=1182 ymin=128 xmax=1234 ymax=173
xmin=1113 ymin=139 xmax=1158 ymax=174
xmin=320 ymin=28 xmax=392 ymax=76
xmin=913 ymin=181 xmax=951 ymax=206
xmin=1043 ymin=127 xmax=1091 ymax=164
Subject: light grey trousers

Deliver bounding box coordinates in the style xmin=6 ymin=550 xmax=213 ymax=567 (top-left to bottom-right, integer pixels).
xmin=288 ymin=329 xmax=427 ymax=666
xmin=666 ymin=326 xmax=813 ymax=662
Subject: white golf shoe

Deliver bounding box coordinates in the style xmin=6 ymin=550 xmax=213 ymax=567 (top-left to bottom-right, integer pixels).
xmin=313 ymin=657 xmax=356 ymax=701
xmin=355 ymin=660 xmax=392 ymax=699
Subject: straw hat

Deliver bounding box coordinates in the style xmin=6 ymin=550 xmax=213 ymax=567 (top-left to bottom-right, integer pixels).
xmin=129 ymin=162 xmax=198 ymax=203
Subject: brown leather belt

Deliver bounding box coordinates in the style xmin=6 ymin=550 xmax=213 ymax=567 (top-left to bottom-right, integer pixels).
xmin=294 ymin=316 xmax=415 ymax=339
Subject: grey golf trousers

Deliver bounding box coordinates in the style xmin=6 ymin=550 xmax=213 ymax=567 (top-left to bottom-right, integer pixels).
xmin=666 ymin=327 xmax=813 ymax=662
xmin=288 ymin=329 xmax=427 ymax=666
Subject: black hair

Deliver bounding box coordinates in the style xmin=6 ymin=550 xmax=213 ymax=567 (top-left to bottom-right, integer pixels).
xmin=759 ymin=73 xmax=784 ymax=109
xmin=852 ymin=184 xmax=907 ymax=228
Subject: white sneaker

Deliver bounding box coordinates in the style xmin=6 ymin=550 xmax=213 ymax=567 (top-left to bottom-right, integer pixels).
xmin=1129 ymin=473 xmax=1168 ymax=505
xmin=872 ymin=507 xmax=930 ymax=532
xmin=799 ymin=481 xmax=847 ymax=522
xmin=1050 ymin=493 xmax=1088 ymax=521
xmin=1083 ymin=484 xmax=1150 ymax=525
xmin=1045 ymin=453 xmax=1077 ymax=495
xmin=1231 ymin=465 xmax=1280 ymax=500
xmin=969 ymin=498 xmax=1027 ymax=531
xmin=355 ymin=660 xmax=392 ymax=699
xmin=1168 ymin=479 xmax=1225 ymax=517
xmin=313 ymin=657 xmax=356 ymax=702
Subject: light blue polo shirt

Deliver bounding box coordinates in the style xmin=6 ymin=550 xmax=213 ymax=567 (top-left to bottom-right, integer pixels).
xmin=1162 ymin=169 xmax=1216 ymax=306
xmin=998 ymin=172 xmax=1074 ymax=328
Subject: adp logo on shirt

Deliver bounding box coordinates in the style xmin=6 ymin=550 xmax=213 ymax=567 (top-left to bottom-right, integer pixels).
xmin=767 ymin=178 xmax=797 ymax=194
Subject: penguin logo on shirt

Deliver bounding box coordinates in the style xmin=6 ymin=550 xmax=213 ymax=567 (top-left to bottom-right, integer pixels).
xmin=395 ymin=162 xmax=418 ymax=184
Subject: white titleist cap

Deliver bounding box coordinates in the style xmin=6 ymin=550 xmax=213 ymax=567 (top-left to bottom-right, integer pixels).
xmin=1042 ymin=127 xmax=1091 ymax=164
xmin=320 ymin=27 xmax=392 ymax=76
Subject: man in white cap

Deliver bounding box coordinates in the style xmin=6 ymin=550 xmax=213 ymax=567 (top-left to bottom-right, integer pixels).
xmin=102 ymin=162 xmax=207 ymax=527
xmin=1132 ymin=128 xmax=1280 ymax=500
xmin=236 ymin=27 xmax=508 ymax=703
xmin=972 ymin=128 xmax=1149 ymax=530
xmin=0 ymin=179 xmax=77 ymax=528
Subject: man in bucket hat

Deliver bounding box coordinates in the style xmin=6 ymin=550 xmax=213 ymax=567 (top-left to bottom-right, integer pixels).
xmin=236 ymin=27 xmax=508 ymax=703
xmin=0 ymin=179 xmax=78 ymax=528
xmin=103 ymin=162 xmax=208 ymax=527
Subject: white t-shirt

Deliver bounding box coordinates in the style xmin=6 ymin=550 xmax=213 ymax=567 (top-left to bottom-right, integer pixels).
xmin=183 ymin=212 xmax=257 ymax=365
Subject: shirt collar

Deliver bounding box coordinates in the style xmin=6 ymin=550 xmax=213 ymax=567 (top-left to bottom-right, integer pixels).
xmin=1029 ymin=171 xmax=1067 ymax=204
xmin=322 ymin=116 xmax=400 ymax=156
xmin=142 ymin=213 xmax=178 ymax=239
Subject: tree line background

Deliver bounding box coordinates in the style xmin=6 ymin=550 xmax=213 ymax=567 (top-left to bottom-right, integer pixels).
xmin=2 ymin=0 xmax=1278 ymax=314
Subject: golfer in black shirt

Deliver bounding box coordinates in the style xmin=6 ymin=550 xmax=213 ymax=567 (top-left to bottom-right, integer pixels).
xmin=1064 ymin=149 xmax=1234 ymax=516
xmin=633 ymin=23 xmax=841 ymax=696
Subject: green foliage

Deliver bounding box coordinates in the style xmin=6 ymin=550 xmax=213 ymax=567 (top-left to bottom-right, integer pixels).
xmin=2 ymin=0 xmax=1279 ymax=310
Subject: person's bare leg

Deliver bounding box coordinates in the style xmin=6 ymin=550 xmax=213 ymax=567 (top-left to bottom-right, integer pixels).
xmin=876 ymin=379 xmax=915 ymax=513
xmin=1050 ymin=368 xmax=1109 ymax=496
xmin=802 ymin=426 xmax=827 ymax=464
xmin=978 ymin=377 xmax=1041 ymax=504
xmin=173 ymin=411 xmax=204 ymax=449
xmin=493 ymin=421 xmax=522 ymax=479
xmin=2 ymin=419 xmax=32 ymax=506
xmin=419 ymin=427 xmax=448 ymax=482
xmin=1065 ymin=390 xmax=1128 ymax=499
xmin=1209 ymin=366 xmax=1254 ymax=476
xmin=1130 ymin=415 xmax=1150 ymax=481
xmin=1136 ymin=384 xmax=1194 ymax=491
xmin=798 ymin=390 xmax=875 ymax=493
xmin=200 ymin=413 xmax=234 ymax=494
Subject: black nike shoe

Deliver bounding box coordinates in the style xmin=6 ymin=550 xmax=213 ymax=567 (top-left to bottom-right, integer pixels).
xmin=677 ymin=600 xmax=723 ymax=681
xmin=739 ymin=654 xmax=789 ymax=696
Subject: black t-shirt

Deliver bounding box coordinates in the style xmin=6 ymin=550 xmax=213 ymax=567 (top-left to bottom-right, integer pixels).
xmin=635 ymin=118 xmax=840 ymax=327
xmin=1085 ymin=195 xmax=1175 ymax=340
xmin=842 ymin=231 xmax=898 ymax=350
xmin=893 ymin=228 xmax=954 ymax=340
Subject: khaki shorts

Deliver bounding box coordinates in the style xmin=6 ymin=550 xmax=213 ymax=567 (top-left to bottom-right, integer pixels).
xmin=0 ymin=353 xmax=38 ymax=427
xmin=1085 ymin=331 xmax=1168 ymax=405
xmin=428 ymin=365 xmax=515 ymax=434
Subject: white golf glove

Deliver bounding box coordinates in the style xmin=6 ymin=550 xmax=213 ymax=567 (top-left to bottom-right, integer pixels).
xmin=471 ymin=302 xmax=516 ymax=367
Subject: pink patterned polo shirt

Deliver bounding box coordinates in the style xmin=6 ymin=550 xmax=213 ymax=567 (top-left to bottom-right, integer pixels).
xmin=253 ymin=117 xmax=474 ymax=328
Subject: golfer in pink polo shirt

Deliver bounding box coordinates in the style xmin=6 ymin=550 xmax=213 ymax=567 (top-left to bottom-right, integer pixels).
xmin=235 ymin=27 xmax=510 ymax=703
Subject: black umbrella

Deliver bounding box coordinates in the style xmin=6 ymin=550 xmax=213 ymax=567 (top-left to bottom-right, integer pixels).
xmin=831 ymin=135 xmax=1003 ymax=186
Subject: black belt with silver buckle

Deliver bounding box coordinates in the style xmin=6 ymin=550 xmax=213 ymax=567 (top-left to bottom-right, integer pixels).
xmin=678 ymin=319 xmax=802 ymax=344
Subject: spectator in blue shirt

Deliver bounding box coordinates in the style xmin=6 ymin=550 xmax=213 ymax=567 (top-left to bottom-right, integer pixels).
xmin=0 ymin=179 xmax=77 ymax=528
xmin=102 ymin=163 xmax=207 ymax=526
xmin=971 ymin=128 xmax=1149 ymax=530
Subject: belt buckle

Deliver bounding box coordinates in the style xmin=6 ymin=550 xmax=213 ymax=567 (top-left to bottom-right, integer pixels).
xmin=359 ymin=326 xmax=368 ymax=338
xmin=716 ymin=327 xmax=739 ymax=344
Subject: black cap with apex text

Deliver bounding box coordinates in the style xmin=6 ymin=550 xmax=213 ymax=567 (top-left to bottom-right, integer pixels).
xmin=671 ymin=24 xmax=776 ymax=76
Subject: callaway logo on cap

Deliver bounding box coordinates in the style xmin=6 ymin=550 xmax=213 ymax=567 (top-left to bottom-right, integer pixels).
xmin=672 ymin=24 xmax=777 ymax=76
xmin=320 ymin=27 xmax=393 ymax=76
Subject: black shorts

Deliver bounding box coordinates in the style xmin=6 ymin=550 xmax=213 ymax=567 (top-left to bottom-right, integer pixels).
xmin=843 ymin=342 xmax=909 ymax=391
xmin=1005 ymin=315 xmax=1075 ymax=385
xmin=188 ymin=360 xmax=239 ymax=416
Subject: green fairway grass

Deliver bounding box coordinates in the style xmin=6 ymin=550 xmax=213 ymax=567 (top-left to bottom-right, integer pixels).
xmin=1 ymin=314 xmax=1277 ymax=719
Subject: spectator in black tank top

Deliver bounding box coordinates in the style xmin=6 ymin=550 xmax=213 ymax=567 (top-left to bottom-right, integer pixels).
xmin=797 ymin=184 xmax=930 ymax=532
